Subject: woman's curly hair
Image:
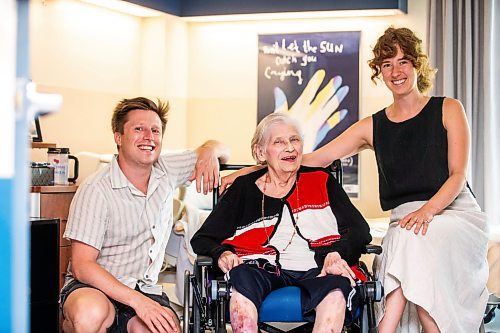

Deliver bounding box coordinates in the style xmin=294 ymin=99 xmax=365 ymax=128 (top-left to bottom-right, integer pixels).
xmin=368 ymin=27 xmax=437 ymax=93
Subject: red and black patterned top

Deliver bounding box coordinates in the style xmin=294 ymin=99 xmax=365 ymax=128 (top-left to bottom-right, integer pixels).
xmin=191 ymin=166 xmax=371 ymax=270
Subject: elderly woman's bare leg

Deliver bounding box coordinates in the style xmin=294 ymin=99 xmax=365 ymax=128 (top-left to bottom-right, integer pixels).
xmin=313 ymin=289 xmax=346 ymax=333
xmin=378 ymin=287 xmax=407 ymax=333
xmin=229 ymin=289 xmax=259 ymax=333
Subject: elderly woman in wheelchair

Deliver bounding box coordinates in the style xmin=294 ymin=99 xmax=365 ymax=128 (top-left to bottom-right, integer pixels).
xmin=191 ymin=112 xmax=372 ymax=333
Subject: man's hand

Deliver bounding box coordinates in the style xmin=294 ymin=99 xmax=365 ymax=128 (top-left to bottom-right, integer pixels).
xmin=132 ymin=292 xmax=180 ymax=333
xmin=70 ymin=241 xmax=180 ymax=333
xmin=192 ymin=144 xmax=219 ymax=194
xmin=317 ymin=251 xmax=356 ymax=287
xmin=192 ymin=140 xmax=230 ymax=194
xmin=218 ymin=251 xmax=243 ymax=273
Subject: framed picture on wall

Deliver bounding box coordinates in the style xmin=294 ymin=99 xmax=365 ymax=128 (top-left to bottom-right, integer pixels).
xmin=30 ymin=115 xmax=43 ymax=142
xmin=257 ymin=31 xmax=361 ymax=197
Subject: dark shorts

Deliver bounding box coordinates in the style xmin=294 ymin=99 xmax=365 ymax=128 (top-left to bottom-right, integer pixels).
xmin=229 ymin=264 xmax=361 ymax=322
xmin=60 ymin=280 xmax=176 ymax=333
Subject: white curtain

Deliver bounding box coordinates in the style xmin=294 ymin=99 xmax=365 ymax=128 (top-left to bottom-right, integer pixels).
xmin=486 ymin=2 xmax=500 ymax=233
xmin=427 ymin=0 xmax=500 ymax=230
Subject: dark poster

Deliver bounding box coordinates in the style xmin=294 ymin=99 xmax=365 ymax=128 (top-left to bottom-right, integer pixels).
xmin=258 ymin=31 xmax=360 ymax=197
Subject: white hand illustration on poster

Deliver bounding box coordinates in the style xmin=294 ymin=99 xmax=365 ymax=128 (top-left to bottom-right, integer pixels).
xmin=273 ymin=69 xmax=349 ymax=153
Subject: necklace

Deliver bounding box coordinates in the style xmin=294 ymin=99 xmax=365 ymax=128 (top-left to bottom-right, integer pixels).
xmin=261 ymin=173 xmax=300 ymax=252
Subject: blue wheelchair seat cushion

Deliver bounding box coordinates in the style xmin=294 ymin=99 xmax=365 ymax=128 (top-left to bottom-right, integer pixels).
xmin=258 ymin=286 xmax=303 ymax=322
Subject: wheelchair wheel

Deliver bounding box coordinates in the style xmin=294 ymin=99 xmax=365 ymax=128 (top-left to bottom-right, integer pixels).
xmin=183 ymin=269 xmax=204 ymax=333
xmin=479 ymin=321 xmax=485 ymax=333
xmin=183 ymin=270 xmax=190 ymax=333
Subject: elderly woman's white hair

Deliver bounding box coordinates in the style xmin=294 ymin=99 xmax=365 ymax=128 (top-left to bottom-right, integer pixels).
xmin=251 ymin=112 xmax=304 ymax=165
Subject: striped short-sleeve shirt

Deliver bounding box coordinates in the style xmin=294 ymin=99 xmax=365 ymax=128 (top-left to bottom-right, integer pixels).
xmin=63 ymin=150 xmax=196 ymax=294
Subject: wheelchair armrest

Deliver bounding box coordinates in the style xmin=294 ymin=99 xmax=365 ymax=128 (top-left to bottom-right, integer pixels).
xmin=195 ymin=255 xmax=214 ymax=266
xmin=365 ymin=244 xmax=382 ymax=255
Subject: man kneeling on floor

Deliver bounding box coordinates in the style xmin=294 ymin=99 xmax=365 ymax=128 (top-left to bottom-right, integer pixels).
xmin=59 ymin=97 xmax=230 ymax=333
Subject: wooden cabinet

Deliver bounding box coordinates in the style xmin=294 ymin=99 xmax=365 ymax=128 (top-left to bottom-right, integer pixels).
xmin=31 ymin=185 xmax=77 ymax=290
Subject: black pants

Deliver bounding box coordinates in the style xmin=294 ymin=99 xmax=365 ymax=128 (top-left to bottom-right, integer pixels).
xmin=229 ymin=264 xmax=360 ymax=322
xmin=60 ymin=280 xmax=176 ymax=333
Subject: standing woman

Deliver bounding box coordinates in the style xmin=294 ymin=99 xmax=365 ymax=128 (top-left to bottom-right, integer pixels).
xmin=220 ymin=27 xmax=489 ymax=333
xmin=304 ymin=27 xmax=489 ymax=333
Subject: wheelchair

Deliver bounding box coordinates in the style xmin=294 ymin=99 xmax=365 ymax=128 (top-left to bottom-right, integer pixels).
xmin=183 ymin=161 xmax=384 ymax=333
xmin=481 ymin=294 xmax=500 ymax=332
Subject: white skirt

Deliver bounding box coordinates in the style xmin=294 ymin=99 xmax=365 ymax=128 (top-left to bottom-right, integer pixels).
xmin=373 ymin=189 xmax=489 ymax=333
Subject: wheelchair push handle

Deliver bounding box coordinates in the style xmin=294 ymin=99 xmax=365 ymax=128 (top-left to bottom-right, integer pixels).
xmin=195 ymin=255 xmax=214 ymax=266
xmin=219 ymin=164 xmax=253 ymax=171
xmin=365 ymin=244 xmax=382 ymax=255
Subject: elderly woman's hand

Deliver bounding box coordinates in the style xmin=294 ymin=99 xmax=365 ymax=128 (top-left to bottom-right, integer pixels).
xmin=218 ymin=251 xmax=243 ymax=273
xmin=318 ymin=252 xmax=356 ymax=287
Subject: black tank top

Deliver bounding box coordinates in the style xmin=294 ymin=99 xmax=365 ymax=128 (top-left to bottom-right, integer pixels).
xmin=372 ymin=97 xmax=449 ymax=211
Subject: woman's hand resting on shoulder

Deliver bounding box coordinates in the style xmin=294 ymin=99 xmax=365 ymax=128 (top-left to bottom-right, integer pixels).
xmin=220 ymin=165 xmax=262 ymax=192
xmin=220 ymin=173 xmax=239 ymax=193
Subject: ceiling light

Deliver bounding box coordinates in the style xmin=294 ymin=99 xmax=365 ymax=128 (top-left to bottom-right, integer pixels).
xmin=79 ymin=0 xmax=162 ymax=17
xmin=183 ymin=9 xmax=404 ymax=22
